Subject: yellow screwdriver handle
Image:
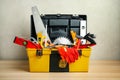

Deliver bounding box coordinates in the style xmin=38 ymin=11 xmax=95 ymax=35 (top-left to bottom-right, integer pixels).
xmin=37 ymin=32 xmax=46 ymax=48
xmin=70 ymin=30 xmax=78 ymax=45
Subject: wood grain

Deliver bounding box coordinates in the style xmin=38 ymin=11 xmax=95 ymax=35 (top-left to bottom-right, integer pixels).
xmin=0 ymin=60 xmax=120 ymax=80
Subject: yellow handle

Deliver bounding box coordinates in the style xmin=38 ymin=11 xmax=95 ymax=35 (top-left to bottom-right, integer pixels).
xmin=37 ymin=32 xmax=46 ymax=48
xmin=70 ymin=30 xmax=78 ymax=45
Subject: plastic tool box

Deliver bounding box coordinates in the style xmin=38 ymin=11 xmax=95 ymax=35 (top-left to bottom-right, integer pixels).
xmin=27 ymin=48 xmax=91 ymax=72
xmin=27 ymin=14 xmax=91 ymax=72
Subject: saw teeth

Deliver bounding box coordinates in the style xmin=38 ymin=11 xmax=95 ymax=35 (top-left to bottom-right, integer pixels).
xmin=53 ymin=37 xmax=72 ymax=45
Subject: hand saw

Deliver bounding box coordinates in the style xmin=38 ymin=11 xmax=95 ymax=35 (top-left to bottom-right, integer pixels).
xmin=31 ymin=6 xmax=51 ymax=42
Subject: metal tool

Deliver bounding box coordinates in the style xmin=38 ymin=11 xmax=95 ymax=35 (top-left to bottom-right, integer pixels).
xmin=73 ymin=33 xmax=96 ymax=49
xmin=31 ymin=6 xmax=51 ymax=42
xmin=30 ymin=37 xmax=38 ymax=44
xmin=53 ymin=37 xmax=72 ymax=45
xmin=80 ymin=20 xmax=87 ymax=44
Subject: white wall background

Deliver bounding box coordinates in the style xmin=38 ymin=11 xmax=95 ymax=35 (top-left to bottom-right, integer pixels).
xmin=0 ymin=0 xmax=120 ymax=60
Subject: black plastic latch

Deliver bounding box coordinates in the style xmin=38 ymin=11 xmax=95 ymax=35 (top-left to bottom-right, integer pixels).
xmin=78 ymin=50 xmax=82 ymax=56
xmin=36 ymin=50 xmax=43 ymax=56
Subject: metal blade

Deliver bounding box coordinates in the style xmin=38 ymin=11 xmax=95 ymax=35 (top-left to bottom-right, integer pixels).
xmin=31 ymin=6 xmax=51 ymax=41
xmin=53 ymin=37 xmax=72 ymax=45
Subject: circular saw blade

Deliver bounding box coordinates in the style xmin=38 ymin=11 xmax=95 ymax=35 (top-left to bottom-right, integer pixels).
xmin=53 ymin=37 xmax=72 ymax=45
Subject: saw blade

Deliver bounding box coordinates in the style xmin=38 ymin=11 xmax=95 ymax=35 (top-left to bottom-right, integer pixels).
xmin=31 ymin=6 xmax=51 ymax=42
xmin=53 ymin=37 xmax=72 ymax=45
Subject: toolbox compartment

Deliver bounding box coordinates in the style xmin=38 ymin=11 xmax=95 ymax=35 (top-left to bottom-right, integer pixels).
xmin=31 ymin=14 xmax=87 ymax=42
xmin=26 ymin=48 xmax=91 ymax=72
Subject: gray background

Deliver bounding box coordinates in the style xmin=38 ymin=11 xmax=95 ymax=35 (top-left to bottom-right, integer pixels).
xmin=0 ymin=0 xmax=120 ymax=60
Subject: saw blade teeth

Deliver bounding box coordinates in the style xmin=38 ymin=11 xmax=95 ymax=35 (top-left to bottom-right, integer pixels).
xmin=53 ymin=37 xmax=72 ymax=45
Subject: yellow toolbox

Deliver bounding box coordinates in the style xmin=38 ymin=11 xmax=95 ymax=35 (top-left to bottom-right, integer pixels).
xmin=26 ymin=48 xmax=91 ymax=72
xmin=13 ymin=11 xmax=96 ymax=72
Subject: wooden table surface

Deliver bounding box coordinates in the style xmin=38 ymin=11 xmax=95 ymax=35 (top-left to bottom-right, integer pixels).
xmin=0 ymin=60 xmax=120 ymax=80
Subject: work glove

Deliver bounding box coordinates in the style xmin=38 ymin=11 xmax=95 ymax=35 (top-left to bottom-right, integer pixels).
xmin=58 ymin=47 xmax=79 ymax=63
